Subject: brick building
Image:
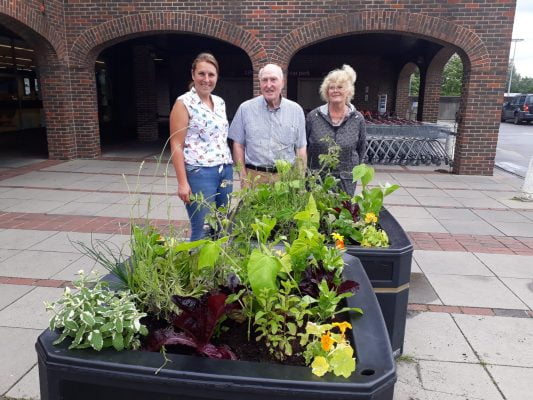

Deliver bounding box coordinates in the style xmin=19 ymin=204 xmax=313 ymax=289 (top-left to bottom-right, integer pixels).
xmin=0 ymin=0 xmax=516 ymax=175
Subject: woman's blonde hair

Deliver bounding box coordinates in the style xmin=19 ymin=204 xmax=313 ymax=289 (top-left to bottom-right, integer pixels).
xmin=319 ymin=64 xmax=357 ymax=104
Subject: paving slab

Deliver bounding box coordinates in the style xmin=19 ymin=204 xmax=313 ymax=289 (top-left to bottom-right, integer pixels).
xmin=438 ymin=219 xmax=503 ymax=235
xmin=457 ymin=197 xmax=507 ymax=209
xmin=425 ymin=208 xmax=482 ymax=221
xmin=51 ymin=254 xmax=108 ymax=281
xmin=0 ymin=198 xmax=23 ymax=210
xmin=411 ymin=258 xmax=422 ymax=273
xmin=498 ymin=199 xmax=533 ymax=209
xmin=442 ymin=189 xmax=487 ymax=199
xmin=406 ymin=188 xmax=448 ymax=197
xmin=0 ymin=326 xmax=41 ymax=395
xmin=418 ymin=360 xmax=503 ymax=400
xmin=414 ymin=196 xmax=463 ymax=208
xmin=5 ymin=199 xmax=69 ymax=214
xmin=499 ymin=277 xmax=533 ymax=309
xmin=473 ymin=209 xmax=527 ymax=223
xmin=487 ymin=365 xmax=533 ymax=400
xmin=0 ymin=250 xmax=82 ymax=279
xmin=487 ymin=221 xmax=533 ymax=237
xmin=384 ymin=195 xmax=420 ymax=206
xmin=48 ymin=201 xmax=111 ymax=216
xmin=453 ymin=314 xmax=533 ymax=367
xmin=519 ymin=210 xmax=533 ymax=221
xmin=408 ymin=273 xmax=441 ymax=304
xmin=5 ymin=364 xmax=39 ymax=400
xmin=395 ymin=217 xmax=447 ymax=233
xmin=0 ymin=230 xmax=57 ymax=251
xmin=0 ymin=188 xmax=86 ymax=202
xmin=0 ymin=284 xmax=33 ymax=310
xmin=394 ymin=361 xmax=430 ymax=400
xmin=0 ymin=249 xmax=19 ymax=262
xmin=415 ymin=251 xmax=494 ymax=276
xmin=0 ymin=287 xmax=64 ymax=329
xmin=425 ymin=274 xmax=527 ymax=309
xmin=30 ymin=231 xmax=111 ymax=253
xmin=474 ymin=253 xmax=533 ymax=278
xmin=432 ymin=180 xmax=471 ymax=189
xmin=387 ymin=205 xmax=433 ymax=219
xmin=404 ymin=312 xmax=476 ymax=362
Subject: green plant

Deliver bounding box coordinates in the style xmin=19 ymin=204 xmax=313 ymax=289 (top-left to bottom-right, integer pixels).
xmin=254 ymin=280 xmax=310 ymax=360
xmin=302 ymin=321 xmax=356 ymax=378
xmin=45 ymin=271 xmax=148 ymax=351
xmin=351 ymin=164 xmax=399 ymax=217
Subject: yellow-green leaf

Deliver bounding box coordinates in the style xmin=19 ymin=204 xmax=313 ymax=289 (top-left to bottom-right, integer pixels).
xmin=311 ymin=356 xmax=330 ymax=377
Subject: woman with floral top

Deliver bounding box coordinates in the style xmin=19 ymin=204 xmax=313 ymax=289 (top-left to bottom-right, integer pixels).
xmin=169 ymin=53 xmax=233 ymax=240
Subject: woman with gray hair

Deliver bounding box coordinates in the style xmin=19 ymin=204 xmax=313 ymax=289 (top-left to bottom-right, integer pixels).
xmin=306 ymin=64 xmax=366 ymax=194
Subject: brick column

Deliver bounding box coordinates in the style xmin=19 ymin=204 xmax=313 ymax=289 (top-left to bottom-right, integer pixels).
xmin=452 ymin=68 xmax=500 ymax=175
xmin=133 ymin=45 xmax=158 ymax=142
xmin=39 ymin=62 xmax=77 ymax=159
xmin=395 ymin=63 xmax=417 ymax=119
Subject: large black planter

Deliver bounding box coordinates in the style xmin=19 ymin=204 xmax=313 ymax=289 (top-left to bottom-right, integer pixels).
xmin=36 ymin=255 xmax=395 ymax=400
xmin=344 ymin=208 xmax=413 ymax=357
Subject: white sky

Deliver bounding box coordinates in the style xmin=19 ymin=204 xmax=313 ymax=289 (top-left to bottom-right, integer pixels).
xmin=511 ymin=0 xmax=533 ymax=77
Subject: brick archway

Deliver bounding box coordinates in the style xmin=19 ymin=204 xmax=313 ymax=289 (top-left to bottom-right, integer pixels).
xmin=70 ymin=12 xmax=267 ymax=69
xmin=0 ymin=3 xmax=65 ymax=60
xmin=395 ymin=62 xmax=419 ymax=120
xmin=274 ymin=11 xmax=500 ymax=175
xmin=273 ymin=11 xmax=488 ymax=71
xmin=422 ymin=47 xmax=458 ymax=123
xmin=0 ymin=7 xmax=76 ymax=159
xmin=66 ymin=12 xmax=267 ymax=158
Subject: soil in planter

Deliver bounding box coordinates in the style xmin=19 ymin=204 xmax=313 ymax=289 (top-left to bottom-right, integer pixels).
xmin=214 ymin=318 xmax=305 ymax=366
xmin=140 ymin=315 xmax=306 ymax=366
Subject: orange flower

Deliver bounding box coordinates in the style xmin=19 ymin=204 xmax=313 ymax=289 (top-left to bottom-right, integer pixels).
xmin=335 ymin=239 xmax=345 ymax=249
xmin=321 ymin=332 xmax=335 ymax=351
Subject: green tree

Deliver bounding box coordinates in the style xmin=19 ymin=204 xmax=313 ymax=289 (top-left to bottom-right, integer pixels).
xmin=409 ymin=70 xmax=420 ymax=96
xmin=441 ymin=54 xmax=463 ymax=96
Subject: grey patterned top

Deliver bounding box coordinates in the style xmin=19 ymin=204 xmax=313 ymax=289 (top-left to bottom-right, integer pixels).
xmin=228 ymin=96 xmax=306 ymax=167
xmin=306 ymin=103 xmax=367 ymax=173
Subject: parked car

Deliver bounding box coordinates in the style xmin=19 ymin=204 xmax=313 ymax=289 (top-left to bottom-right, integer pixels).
xmin=501 ymin=94 xmax=533 ymax=124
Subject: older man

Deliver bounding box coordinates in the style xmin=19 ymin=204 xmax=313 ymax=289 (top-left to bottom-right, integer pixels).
xmin=228 ymin=64 xmax=306 ymax=182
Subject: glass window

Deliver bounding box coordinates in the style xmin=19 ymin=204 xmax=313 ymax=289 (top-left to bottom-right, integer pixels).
xmin=23 ymin=77 xmax=31 ymax=95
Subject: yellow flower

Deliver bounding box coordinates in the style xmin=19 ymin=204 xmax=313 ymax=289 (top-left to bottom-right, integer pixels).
xmin=332 ymin=321 xmax=352 ymax=335
xmin=321 ymin=332 xmax=335 ymax=351
xmin=364 ymin=212 xmax=378 ymax=224
xmin=331 ymin=232 xmax=344 ymax=241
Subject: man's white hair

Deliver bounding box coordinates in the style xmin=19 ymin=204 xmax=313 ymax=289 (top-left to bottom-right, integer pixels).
xmin=258 ymin=63 xmax=284 ymax=80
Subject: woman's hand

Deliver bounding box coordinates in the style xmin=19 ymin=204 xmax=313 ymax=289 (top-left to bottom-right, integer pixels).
xmin=178 ymin=182 xmax=192 ymax=203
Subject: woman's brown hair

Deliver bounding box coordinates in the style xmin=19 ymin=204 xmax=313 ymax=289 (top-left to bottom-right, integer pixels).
xmin=191 ymin=52 xmax=219 ymax=74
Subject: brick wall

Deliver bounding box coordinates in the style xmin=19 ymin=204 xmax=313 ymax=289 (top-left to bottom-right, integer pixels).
xmin=0 ymin=0 xmax=516 ymax=174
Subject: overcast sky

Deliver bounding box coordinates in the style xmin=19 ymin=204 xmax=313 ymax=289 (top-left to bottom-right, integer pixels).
xmin=511 ymin=0 xmax=532 ymax=77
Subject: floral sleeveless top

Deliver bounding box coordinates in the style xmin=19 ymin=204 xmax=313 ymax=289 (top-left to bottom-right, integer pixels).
xmin=178 ymin=87 xmax=232 ymax=167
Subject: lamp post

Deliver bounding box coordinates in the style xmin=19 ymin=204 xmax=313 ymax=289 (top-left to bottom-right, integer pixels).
xmin=508 ymin=38 xmax=524 ymax=93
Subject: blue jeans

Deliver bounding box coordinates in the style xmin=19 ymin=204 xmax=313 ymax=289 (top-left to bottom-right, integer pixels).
xmin=185 ymin=164 xmax=233 ymax=241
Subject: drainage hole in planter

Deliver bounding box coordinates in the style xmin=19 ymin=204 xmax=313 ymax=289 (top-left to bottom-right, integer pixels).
xmin=360 ymin=369 xmax=375 ymax=376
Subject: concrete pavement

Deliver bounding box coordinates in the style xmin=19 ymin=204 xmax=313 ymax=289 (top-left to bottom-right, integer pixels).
xmin=0 ymin=146 xmax=532 ymax=400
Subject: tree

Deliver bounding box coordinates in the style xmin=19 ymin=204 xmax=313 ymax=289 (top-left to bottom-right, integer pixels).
xmin=504 ymin=63 xmax=533 ymax=93
xmin=441 ymin=54 xmax=463 ymax=96
xmin=408 ymin=53 xmax=463 ymax=97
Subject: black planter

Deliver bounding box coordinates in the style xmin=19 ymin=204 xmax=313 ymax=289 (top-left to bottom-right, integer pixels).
xmin=344 ymin=208 xmax=413 ymax=357
xmin=36 ymin=255 xmax=396 ymax=400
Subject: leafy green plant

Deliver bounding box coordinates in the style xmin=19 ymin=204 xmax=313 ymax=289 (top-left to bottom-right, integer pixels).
xmin=254 ymin=280 xmax=310 ymax=360
xmin=351 ymin=164 xmax=400 ymax=217
xmin=45 ymin=271 xmax=148 ymax=351
xmin=302 ymin=321 xmax=356 ymax=378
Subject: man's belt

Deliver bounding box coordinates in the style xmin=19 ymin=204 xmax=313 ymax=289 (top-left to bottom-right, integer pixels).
xmin=245 ymin=164 xmax=277 ymax=173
